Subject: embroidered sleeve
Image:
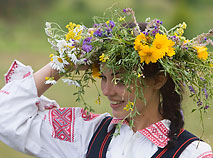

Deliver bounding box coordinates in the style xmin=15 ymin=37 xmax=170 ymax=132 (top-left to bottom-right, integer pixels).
xmin=180 ymin=140 xmax=213 ymax=158
xmin=0 ymin=60 xmax=111 ymax=157
xmin=0 ymin=60 xmax=60 ymax=157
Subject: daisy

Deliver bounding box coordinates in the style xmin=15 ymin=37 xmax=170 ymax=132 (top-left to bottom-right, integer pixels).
xmin=50 ymin=55 xmax=69 ymax=72
xmin=62 ymin=79 xmax=80 ymax=87
xmin=45 ymin=77 xmax=57 ymax=85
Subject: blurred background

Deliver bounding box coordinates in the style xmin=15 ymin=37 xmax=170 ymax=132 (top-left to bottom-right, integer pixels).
xmin=0 ymin=0 xmax=212 ymax=157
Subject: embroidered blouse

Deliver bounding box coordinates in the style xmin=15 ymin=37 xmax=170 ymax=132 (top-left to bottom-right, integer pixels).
xmin=0 ymin=60 xmax=212 ymax=158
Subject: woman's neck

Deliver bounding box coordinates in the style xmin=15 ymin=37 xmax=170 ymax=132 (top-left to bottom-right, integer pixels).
xmin=131 ymin=92 xmax=163 ymax=132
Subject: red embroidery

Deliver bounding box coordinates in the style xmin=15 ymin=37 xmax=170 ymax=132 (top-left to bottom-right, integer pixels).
xmin=110 ymin=118 xmax=128 ymax=125
xmin=139 ymin=121 xmax=170 ymax=148
xmin=201 ymin=154 xmax=213 ymax=158
xmin=50 ymin=108 xmax=75 ymax=142
xmin=43 ymin=114 xmax=47 ymax=120
xmin=0 ymin=90 xmax=10 ymax=95
xmin=5 ymin=61 xmax=18 ymax=84
xmin=23 ymin=72 xmax=31 ymax=79
xmin=198 ymin=151 xmax=213 ymax=158
xmin=81 ymin=108 xmax=99 ymax=121
xmin=44 ymin=103 xmax=58 ymax=110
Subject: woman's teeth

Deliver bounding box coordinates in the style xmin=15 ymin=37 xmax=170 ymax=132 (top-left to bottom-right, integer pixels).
xmin=110 ymin=101 xmax=123 ymax=104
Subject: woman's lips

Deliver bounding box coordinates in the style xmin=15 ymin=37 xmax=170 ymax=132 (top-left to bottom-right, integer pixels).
xmin=110 ymin=100 xmax=125 ymax=108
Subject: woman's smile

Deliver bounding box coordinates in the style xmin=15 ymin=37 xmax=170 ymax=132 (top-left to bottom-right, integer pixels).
xmin=109 ymin=100 xmax=125 ymax=109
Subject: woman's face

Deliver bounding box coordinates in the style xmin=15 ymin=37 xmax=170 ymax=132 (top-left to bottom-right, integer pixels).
xmin=100 ymin=68 xmax=158 ymax=119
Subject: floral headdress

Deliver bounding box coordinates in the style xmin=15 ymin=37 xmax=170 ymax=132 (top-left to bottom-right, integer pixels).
xmin=45 ymin=8 xmax=213 ymax=127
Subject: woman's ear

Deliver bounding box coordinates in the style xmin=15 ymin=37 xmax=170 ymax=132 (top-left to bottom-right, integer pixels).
xmin=153 ymin=72 xmax=168 ymax=90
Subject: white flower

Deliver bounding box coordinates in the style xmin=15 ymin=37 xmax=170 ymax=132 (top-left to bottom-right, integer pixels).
xmin=45 ymin=79 xmax=57 ymax=85
xmin=45 ymin=22 xmax=51 ymax=29
xmin=56 ymin=39 xmax=68 ymax=55
xmin=50 ymin=55 xmax=69 ymax=72
xmin=48 ymin=38 xmax=58 ymax=50
xmin=45 ymin=28 xmax=53 ymax=37
xmin=62 ymin=79 xmax=80 ymax=87
xmin=68 ymin=53 xmax=79 ymax=65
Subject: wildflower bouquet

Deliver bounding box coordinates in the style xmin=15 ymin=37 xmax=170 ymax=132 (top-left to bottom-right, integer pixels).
xmin=45 ymin=8 xmax=213 ymax=124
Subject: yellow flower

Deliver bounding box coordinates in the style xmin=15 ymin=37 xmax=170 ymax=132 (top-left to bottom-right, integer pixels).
xmin=65 ymin=22 xmax=82 ymax=41
xmin=119 ymin=17 xmax=125 ymax=22
xmin=123 ymin=102 xmax=134 ymax=111
xmin=49 ymin=54 xmax=54 ymax=58
xmin=57 ymin=57 xmax=63 ymax=63
xmin=99 ymin=53 xmax=109 ymax=62
xmin=182 ymin=22 xmax=187 ymax=29
xmin=194 ymin=46 xmax=208 ymax=60
xmin=210 ymin=63 xmax=213 ymax=67
xmin=166 ymin=40 xmax=176 ymax=57
xmin=138 ymin=45 xmax=160 ymax=64
xmin=92 ymin=64 xmax=101 ymax=78
xmin=134 ymin=33 xmax=147 ymax=51
xmin=179 ymin=22 xmax=187 ymax=29
xmin=138 ymin=73 xmax=143 ymax=78
xmin=96 ymin=95 xmax=101 ymax=105
xmin=45 ymin=77 xmax=49 ymax=80
xmin=177 ymin=28 xmax=184 ymax=36
xmin=152 ymin=33 xmax=170 ymax=58
xmin=184 ymin=40 xmax=190 ymax=44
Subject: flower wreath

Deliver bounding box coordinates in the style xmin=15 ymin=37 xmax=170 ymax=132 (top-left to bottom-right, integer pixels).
xmin=45 ymin=8 xmax=213 ymax=130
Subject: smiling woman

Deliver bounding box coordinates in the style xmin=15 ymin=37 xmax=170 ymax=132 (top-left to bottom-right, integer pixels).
xmin=0 ymin=8 xmax=213 ymax=158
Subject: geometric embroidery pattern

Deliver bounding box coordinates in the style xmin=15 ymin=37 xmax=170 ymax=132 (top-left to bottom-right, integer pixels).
xmin=197 ymin=151 xmax=213 ymax=158
xmin=5 ymin=61 xmax=18 ymax=84
xmin=49 ymin=108 xmax=75 ymax=142
xmin=139 ymin=121 xmax=170 ymax=148
xmin=81 ymin=108 xmax=99 ymax=121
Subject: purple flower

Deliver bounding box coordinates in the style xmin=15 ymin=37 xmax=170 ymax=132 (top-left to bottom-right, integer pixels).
xmin=200 ymin=77 xmax=206 ymax=81
xmin=143 ymin=31 xmax=149 ymax=36
xmin=109 ymin=20 xmax=115 ymax=28
xmin=202 ymin=88 xmax=208 ymax=99
xmin=82 ymin=44 xmax=92 ymax=52
xmin=93 ymin=24 xmax=99 ymax=28
xmin=197 ymin=99 xmax=202 ymax=106
xmin=93 ymin=29 xmax=103 ymax=37
xmin=204 ymin=37 xmax=207 ymax=41
xmin=204 ymin=105 xmax=209 ymax=110
xmin=160 ymin=21 xmax=163 ymax=24
xmin=156 ymin=20 xmax=160 ymax=23
xmin=123 ymin=9 xmax=126 ymax=12
xmin=188 ymin=86 xmax=195 ymax=93
xmin=152 ymin=30 xmax=156 ymax=34
xmin=83 ymin=37 xmax=92 ymax=44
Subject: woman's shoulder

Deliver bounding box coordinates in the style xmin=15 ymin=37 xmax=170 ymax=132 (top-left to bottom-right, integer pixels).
xmin=180 ymin=137 xmax=212 ymax=158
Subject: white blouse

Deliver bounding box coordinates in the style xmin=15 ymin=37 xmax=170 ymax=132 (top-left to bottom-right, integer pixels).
xmin=0 ymin=60 xmax=212 ymax=158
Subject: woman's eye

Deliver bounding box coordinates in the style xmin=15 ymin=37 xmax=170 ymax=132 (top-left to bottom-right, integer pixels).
xmin=112 ymin=78 xmax=124 ymax=85
xmin=99 ymin=75 xmax=106 ymax=80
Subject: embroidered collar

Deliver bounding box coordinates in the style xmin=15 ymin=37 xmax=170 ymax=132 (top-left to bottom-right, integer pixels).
xmin=109 ymin=118 xmax=171 ymax=148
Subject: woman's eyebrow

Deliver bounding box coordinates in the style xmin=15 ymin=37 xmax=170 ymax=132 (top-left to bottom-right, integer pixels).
xmin=111 ymin=72 xmax=120 ymax=76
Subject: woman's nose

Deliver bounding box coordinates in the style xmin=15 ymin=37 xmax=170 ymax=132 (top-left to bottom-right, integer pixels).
xmin=102 ymin=81 xmax=116 ymax=97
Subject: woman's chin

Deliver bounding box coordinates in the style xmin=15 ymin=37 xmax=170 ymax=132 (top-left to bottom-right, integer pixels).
xmin=112 ymin=110 xmax=129 ymax=119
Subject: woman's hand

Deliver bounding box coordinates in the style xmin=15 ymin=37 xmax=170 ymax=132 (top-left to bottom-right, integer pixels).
xmin=33 ymin=62 xmax=90 ymax=97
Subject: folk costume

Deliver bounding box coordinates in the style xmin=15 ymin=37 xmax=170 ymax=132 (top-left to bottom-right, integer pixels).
xmin=0 ymin=60 xmax=212 ymax=158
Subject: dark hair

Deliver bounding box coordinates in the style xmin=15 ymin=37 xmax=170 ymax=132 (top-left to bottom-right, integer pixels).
xmin=143 ymin=63 xmax=184 ymax=148
xmin=128 ymin=22 xmax=184 ymax=148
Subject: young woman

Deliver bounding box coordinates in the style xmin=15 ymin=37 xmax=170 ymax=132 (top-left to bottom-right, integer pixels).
xmin=0 ymin=8 xmax=212 ymax=158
